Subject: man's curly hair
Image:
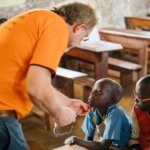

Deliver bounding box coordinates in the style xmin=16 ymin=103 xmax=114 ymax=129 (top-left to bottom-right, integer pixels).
xmin=52 ymin=2 xmax=97 ymax=29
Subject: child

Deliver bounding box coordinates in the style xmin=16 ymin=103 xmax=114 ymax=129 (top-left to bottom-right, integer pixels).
xmin=129 ymin=75 xmax=150 ymax=150
xmin=65 ymin=78 xmax=131 ymax=150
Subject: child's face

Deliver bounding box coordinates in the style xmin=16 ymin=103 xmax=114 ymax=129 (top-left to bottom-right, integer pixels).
xmin=88 ymin=81 xmax=113 ymax=108
xmin=135 ymin=84 xmax=150 ymax=111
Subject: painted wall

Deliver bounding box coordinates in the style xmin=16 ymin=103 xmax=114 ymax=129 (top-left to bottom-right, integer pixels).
xmin=0 ymin=0 xmax=149 ymax=28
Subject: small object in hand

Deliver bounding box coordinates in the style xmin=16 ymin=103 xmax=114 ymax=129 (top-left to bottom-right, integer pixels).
xmin=64 ymin=136 xmax=76 ymax=145
xmin=53 ymin=122 xmax=73 ymax=138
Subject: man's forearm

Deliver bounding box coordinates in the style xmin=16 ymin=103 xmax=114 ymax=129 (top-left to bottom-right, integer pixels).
xmin=54 ymin=87 xmax=71 ymax=106
xmin=28 ymin=83 xmax=62 ymax=116
xmin=26 ymin=65 xmax=77 ymax=126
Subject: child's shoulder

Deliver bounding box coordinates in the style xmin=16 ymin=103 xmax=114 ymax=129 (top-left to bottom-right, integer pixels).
xmin=108 ymin=105 xmax=128 ymax=118
xmin=107 ymin=105 xmax=131 ymax=125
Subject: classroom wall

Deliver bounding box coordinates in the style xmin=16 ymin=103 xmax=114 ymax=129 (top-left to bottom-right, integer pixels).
xmin=0 ymin=0 xmax=149 ymax=28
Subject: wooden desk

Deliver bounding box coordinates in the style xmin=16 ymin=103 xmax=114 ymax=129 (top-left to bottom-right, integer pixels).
xmin=103 ymin=28 xmax=150 ymax=38
xmin=53 ymin=145 xmax=87 ymax=150
xmin=65 ymin=41 xmax=122 ymax=80
xmin=56 ymin=67 xmax=87 ymax=79
xmin=125 ymin=16 xmax=150 ymax=31
xmin=99 ymin=28 xmax=150 ymax=76
xmin=54 ymin=67 xmax=87 ymax=97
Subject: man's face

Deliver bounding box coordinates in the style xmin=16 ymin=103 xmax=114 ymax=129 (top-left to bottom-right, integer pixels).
xmin=135 ymin=84 xmax=150 ymax=111
xmin=68 ymin=24 xmax=89 ymax=48
xmin=88 ymin=82 xmax=112 ymax=108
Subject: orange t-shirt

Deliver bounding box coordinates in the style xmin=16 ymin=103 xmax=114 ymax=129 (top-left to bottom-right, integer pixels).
xmin=0 ymin=9 xmax=69 ymax=118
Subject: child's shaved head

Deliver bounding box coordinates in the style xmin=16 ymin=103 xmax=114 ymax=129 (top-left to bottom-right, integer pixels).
xmin=136 ymin=75 xmax=150 ymax=98
xmin=135 ymin=75 xmax=150 ymax=111
xmin=95 ymin=78 xmax=123 ymax=104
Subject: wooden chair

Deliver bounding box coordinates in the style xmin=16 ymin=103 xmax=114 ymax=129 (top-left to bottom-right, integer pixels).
xmin=124 ymin=16 xmax=150 ymax=31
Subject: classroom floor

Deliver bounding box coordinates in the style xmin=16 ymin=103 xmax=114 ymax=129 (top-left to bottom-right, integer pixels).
xmin=21 ymin=81 xmax=135 ymax=150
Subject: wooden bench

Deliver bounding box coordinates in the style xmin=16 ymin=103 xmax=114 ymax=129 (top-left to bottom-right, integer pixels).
xmin=108 ymin=57 xmax=142 ymax=87
xmin=52 ymin=67 xmax=87 ymax=97
xmin=54 ymin=67 xmax=95 ymax=102
xmin=99 ymin=28 xmax=150 ymax=77
xmin=125 ymin=16 xmax=150 ymax=31
xmin=32 ymin=67 xmax=87 ymax=130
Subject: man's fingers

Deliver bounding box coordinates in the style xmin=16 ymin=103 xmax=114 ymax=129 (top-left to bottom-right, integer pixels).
xmin=55 ymin=106 xmax=77 ymax=126
xmin=80 ymin=102 xmax=91 ymax=111
xmin=77 ymin=109 xmax=88 ymax=116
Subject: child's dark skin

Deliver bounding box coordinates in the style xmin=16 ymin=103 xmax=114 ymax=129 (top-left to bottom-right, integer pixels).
xmin=130 ymin=76 xmax=150 ymax=150
xmin=65 ymin=80 xmax=119 ymax=150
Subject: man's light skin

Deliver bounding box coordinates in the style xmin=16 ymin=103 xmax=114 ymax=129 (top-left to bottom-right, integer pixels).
xmin=68 ymin=23 xmax=89 ymax=48
xmin=26 ymin=21 xmax=92 ymax=126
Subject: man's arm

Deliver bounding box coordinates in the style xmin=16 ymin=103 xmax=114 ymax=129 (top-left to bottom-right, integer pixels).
xmin=65 ymin=136 xmax=112 ymax=150
xmin=54 ymin=89 xmax=91 ymax=116
xmin=26 ymin=65 xmax=77 ymax=126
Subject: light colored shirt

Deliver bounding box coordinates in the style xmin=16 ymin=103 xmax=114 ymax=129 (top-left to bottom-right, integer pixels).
xmin=82 ymin=105 xmax=131 ymax=147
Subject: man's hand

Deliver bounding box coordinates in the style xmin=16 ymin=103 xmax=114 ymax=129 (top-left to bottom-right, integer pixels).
xmin=54 ymin=106 xmax=77 ymax=127
xmin=64 ymin=136 xmax=77 ymax=145
xmin=69 ymin=99 xmax=92 ymax=116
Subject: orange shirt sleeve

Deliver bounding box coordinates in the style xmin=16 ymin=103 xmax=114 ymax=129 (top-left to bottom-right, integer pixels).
xmin=30 ymin=17 xmax=68 ymax=74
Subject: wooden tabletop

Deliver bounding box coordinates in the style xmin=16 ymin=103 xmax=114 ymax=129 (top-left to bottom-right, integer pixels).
xmin=53 ymin=145 xmax=87 ymax=150
xmin=76 ymin=40 xmax=122 ymax=52
xmin=114 ymin=29 xmax=150 ymax=36
xmin=100 ymin=28 xmax=150 ymax=40
xmin=56 ymin=67 xmax=87 ymax=79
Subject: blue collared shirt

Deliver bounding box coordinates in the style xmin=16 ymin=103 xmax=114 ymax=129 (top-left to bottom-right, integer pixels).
xmin=82 ymin=105 xmax=131 ymax=147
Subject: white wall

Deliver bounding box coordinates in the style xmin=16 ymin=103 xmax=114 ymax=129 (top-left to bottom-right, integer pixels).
xmin=0 ymin=0 xmax=149 ymax=28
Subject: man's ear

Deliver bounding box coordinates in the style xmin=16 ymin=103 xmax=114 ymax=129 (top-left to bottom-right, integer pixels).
xmin=72 ymin=23 xmax=86 ymax=33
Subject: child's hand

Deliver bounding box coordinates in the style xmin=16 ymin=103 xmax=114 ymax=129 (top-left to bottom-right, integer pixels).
xmin=64 ymin=136 xmax=77 ymax=145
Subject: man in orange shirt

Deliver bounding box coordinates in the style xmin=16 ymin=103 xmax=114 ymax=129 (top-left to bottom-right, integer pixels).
xmin=0 ymin=2 xmax=97 ymax=150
